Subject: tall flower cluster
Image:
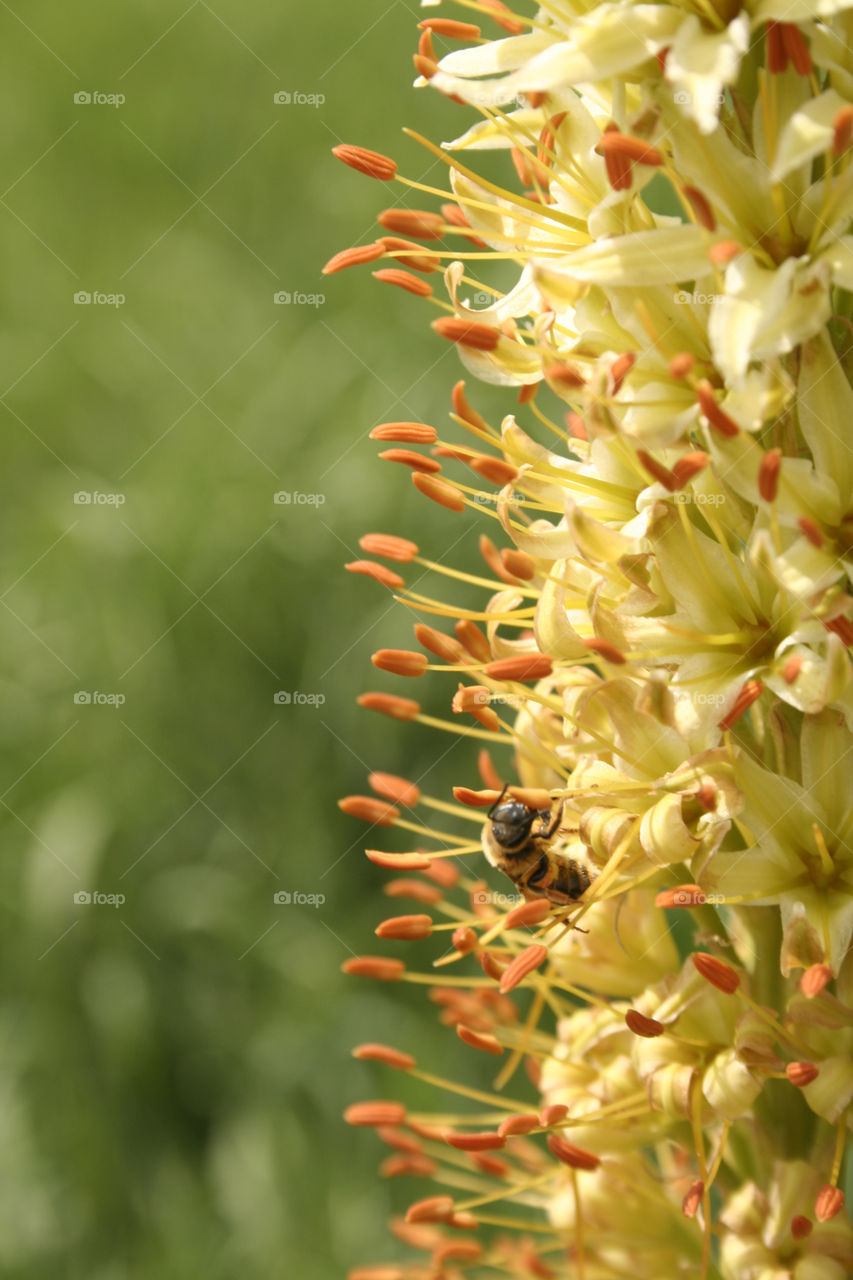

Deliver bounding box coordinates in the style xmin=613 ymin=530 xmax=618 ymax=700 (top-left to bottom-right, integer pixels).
xmin=331 ymin=2 xmax=853 ymax=1276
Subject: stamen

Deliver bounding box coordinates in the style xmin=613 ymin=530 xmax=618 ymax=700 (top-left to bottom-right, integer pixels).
xmin=366 ymin=851 xmax=432 ymax=871
xmin=441 ymin=205 xmax=489 ymax=250
xmin=413 ymin=472 xmax=467 ymax=512
xmin=480 ymin=533 xmax=520 ymax=585
xmin=376 ymin=913 xmax=434 ymax=940
xmin=798 ymin=516 xmax=824 ymax=547
xmin=458 ymin=1024 xmax=504 ymax=1054
xmin=505 ymin=899 xmax=552 ymax=929
xmin=599 ymin=123 xmax=632 ymax=190
xmin=655 ymin=885 xmax=706 ymax=907
xmin=815 ymin=1186 xmax=845 ymax=1222
xmin=625 ymin=1010 xmax=665 ymax=1037
xmin=669 ymin=353 xmax=695 ymax=379
xmin=497 ymin=1114 xmax=539 ymax=1136
xmin=785 ymin=1061 xmax=819 ymax=1087
xmin=485 ymin=655 xmax=553 ymax=680
xmin=380 ymin=236 xmax=440 ymax=273
xmin=547 ymin=1135 xmax=600 ymax=1171
xmin=372 ymin=268 xmax=433 ymax=297
xmin=432 ymin=317 xmax=502 ymax=351
xmin=780 ymin=22 xmax=812 ymax=75
xmin=682 ymin=1180 xmax=704 ymax=1218
xmin=791 ymin=1215 xmax=813 ymax=1240
xmin=370 ymin=422 xmax=438 ymax=444
xmin=378 ymin=448 xmax=442 ymax=473
xmin=452 ymin=927 xmax=479 ymax=955
xmin=332 ymin=144 xmax=397 ymax=181
xmin=499 ymin=943 xmax=549 ymax=993
xmin=380 ymin=1153 xmax=437 ymax=1179
xmin=353 ymin=1044 xmax=416 ymax=1070
xmin=456 ymin=621 xmax=492 ymax=662
xmin=825 ymin=616 xmax=853 ymax=645
xmin=692 ymin=952 xmax=740 ymax=994
xmin=342 ymin=956 xmax=407 ymax=980
xmin=783 ymin=654 xmax=803 ymax=684
xmin=384 ymin=878 xmax=442 ymax=905
xmin=469 ymin=455 xmax=519 ymax=485
xmin=765 ymin=22 xmax=787 ymax=73
xmin=544 ymin=362 xmax=586 ymax=388
xmin=413 ymin=52 xmax=438 ymax=79
xmin=833 ymin=105 xmax=853 ymax=155
xmin=671 ymin=452 xmax=709 ymax=487
xmin=453 ymin=786 xmax=498 ymax=807
xmin=359 ymin=533 xmax=419 ymax=562
xmin=372 ymin=649 xmax=429 ymax=677
xmin=583 ymin=638 xmax=626 ymax=665
xmin=758 ymin=448 xmax=782 ymax=501
xmin=480 ymin=0 xmax=525 ymax=35
xmin=340 ymin=795 xmax=401 ymax=825
xmin=453 ymin=684 xmax=501 ymax=731
xmin=346 ymin=559 xmax=405 ymax=589
xmin=637 ymin=450 xmax=677 ymax=491
xmin=539 ymin=1104 xmax=568 ymax=1127
xmin=502 ymin=549 xmax=536 ymax=580
xmin=415 ymin=624 xmax=466 ymax=662
xmin=406 ymin=1195 xmax=455 ymax=1224
xmin=596 ymin=132 xmax=664 ymax=168
xmin=369 ymin=772 xmax=421 ymax=806
xmin=323 ymin=242 xmax=385 ymax=274
xmin=433 ymin=1241 xmax=483 ymax=1265
xmin=418 ymin=17 xmax=481 ymax=39
xmin=683 ymin=186 xmax=716 ymax=232
xmin=377 ymin=209 xmax=444 ymax=239
xmin=358 ymin=692 xmax=421 ymax=720
xmin=697 ymin=381 xmax=740 ymax=437
xmin=345 ymin=1101 xmax=408 ymax=1126
xmin=446 ymin=1131 xmax=507 ymax=1151
xmin=709 ymin=241 xmax=742 ymax=266
xmin=719 ymin=680 xmax=763 ymax=730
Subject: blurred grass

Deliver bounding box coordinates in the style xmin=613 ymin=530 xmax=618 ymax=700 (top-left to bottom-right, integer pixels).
xmin=0 ymin=2 xmax=539 ymax=1277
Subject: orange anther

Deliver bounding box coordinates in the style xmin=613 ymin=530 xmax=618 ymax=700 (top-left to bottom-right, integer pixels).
xmin=332 ymin=144 xmax=397 ymax=181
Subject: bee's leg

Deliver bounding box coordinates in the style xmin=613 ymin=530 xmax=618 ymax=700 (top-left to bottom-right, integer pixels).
xmin=548 ymin=858 xmax=591 ymax=902
xmin=520 ymin=853 xmax=553 ymax=901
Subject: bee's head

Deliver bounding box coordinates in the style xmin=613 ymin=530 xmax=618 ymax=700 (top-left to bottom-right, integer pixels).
xmin=489 ymin=801 xmax=536 ymax=851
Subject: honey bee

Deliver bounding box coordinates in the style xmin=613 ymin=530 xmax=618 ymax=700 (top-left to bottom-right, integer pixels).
xmin=482 ymin=787 xmax=593 ymax=905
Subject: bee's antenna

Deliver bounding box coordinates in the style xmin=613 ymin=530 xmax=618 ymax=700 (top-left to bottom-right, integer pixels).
xmin=487 ymin=783 xmax=510 ymax=819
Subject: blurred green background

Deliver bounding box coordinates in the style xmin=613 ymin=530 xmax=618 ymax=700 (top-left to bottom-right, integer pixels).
xmin=0 ymin=3 xmax=531 ymax=1277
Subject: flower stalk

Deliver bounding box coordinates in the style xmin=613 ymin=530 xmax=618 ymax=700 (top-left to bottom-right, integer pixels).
xmin=333 ymin=0 xmax=853 ymax=1274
